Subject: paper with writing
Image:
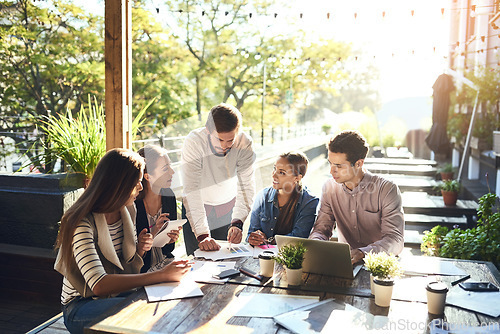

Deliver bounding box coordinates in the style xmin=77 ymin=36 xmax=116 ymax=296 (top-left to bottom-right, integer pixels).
xmin=152 ymin=219 xmax=187 ymax=247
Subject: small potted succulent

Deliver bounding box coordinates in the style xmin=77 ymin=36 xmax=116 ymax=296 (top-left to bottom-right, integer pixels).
xmin=363 ymin=251 xmax=402 ymax=307
xmin=438 ymin=179 xmax=461 ymax=206
xmin=275 ymin=243 xmax=307 ymax=286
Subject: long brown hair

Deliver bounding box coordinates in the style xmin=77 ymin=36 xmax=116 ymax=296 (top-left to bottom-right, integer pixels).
xmin=55 ymin=148 xmax=145 ymax=271
xmin=136 ymin=144 xmax=168 ymax=200
xmin=274 ymin=151 xmax=309 ymax=235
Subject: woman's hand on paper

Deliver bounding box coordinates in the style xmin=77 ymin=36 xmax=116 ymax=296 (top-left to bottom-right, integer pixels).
xmin=159 ymin=259 xmax=191 ymax=282
xmin=137 ymin=228 xmax=153 ymax=257
xmin=167 ymin=226 xmax=182 ymax=244
xmin=248 ymin=230 xmax=267 ymax=246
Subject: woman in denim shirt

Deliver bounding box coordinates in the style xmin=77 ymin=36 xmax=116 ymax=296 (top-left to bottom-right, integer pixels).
xmin=247 ymin=151 xmax=319 ymax=245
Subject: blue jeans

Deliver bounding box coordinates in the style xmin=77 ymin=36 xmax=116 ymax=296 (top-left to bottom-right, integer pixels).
xmin=62 ymin=296 xmax=126 ymax=334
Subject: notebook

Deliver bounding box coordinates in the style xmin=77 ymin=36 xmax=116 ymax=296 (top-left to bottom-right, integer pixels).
xmin=275 ymin=235 xmax=362 ymax=279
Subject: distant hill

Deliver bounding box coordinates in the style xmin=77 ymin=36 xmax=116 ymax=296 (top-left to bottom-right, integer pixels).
xmin=376 ymin=96 xmax=433 ymax=130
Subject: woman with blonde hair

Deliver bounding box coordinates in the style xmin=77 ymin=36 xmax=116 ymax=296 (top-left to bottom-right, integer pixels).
xmin=247 ymin=151 xmax=319 ymax=246
xmin=54 ymin=148 xmax=190 ymax=334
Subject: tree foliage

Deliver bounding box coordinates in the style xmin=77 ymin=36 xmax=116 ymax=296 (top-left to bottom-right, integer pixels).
xmin=131 ymin=2 xmax=194 ymax=136
xmin=0 ymin=0 xmax=104 ymax=171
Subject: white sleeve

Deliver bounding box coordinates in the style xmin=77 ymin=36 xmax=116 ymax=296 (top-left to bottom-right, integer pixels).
xmin=232 ymin=135 xmax=256 ymax=223
xmin=181 ymin=133 xmax=210 ymax=237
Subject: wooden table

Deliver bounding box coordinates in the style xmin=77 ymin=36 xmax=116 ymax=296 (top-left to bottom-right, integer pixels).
xmin=86 ymin=256 xmax=500 ymax=334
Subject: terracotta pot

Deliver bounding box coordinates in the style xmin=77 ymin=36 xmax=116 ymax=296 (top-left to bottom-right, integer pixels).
xmin=286 ymin=267 xmax=303 ymax=286
xmin=440 ymin=172 xmax=454 ymax=181
xmin=441 ymin=190 xmax=458 ymax=206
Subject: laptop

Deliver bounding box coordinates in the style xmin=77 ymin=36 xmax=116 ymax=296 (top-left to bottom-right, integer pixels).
xmin=275 ymin=235 xmax=362 ymax=279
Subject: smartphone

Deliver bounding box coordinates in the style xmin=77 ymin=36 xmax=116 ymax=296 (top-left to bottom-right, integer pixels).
xmin=213 ymin=269 xmax=240 ymax=280
xmin=459 ymin=282 xmax=499 ymax=292
xmin=239 ymin=267 xmax=264 ymax=281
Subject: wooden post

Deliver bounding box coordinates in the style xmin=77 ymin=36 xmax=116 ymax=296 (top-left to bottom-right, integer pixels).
xmin=105 ymin=0 xmax=132 ymax=150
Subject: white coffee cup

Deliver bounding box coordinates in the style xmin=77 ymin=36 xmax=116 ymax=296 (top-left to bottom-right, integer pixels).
xmin=259 ymin=251 xmax=275 ymax=277
xmin=426 ymin=282 xmax=449 ymax=315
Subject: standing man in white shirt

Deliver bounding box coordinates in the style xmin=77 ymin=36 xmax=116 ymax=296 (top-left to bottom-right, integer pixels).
xmin=181 ymin=103 xmax=256 ymax=255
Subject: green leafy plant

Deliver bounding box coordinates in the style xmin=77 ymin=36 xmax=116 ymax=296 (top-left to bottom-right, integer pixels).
xmin=24 ymin=95 xmax=151 ymax=180
xmin=437 ymin=163 xmax=453 ymax=174
xmin=275 ymin=243 xmax=307 ymax=270
xmin=363 ymin=251 xmax=402 ymax=280
xmin=422 ymin=193 xmax=500 ymax=268
xmin=438 ymin=179 xmax=461 ymax=193
xmin=421 ymin=225 xmax=449 ymax=256
xmin=37 ymin=95 xmax=106 ymax=179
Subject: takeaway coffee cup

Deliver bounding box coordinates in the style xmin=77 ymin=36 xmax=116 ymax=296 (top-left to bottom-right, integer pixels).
xmin=426 ymin=282 xmax=449 ymax=315
xmin=259 ymin=251 xmax=275 ymax=277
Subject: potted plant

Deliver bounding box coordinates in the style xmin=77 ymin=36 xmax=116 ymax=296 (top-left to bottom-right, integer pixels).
xmin=437 ymin=163 xmax=454 ymax=181
xmin=363 ymin=251 xmax=402 ymax=307
xmin=438 ymin=179 xmax=461 ymax=206
xmin=30 ymin=95 xmax=150 ymax=187
xmin=275 ymin=243 xmax=307 ymax=285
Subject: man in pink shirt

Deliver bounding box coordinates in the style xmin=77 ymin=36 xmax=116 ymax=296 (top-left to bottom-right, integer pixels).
xmin=309 ymin=130 xmax=404 ymax=264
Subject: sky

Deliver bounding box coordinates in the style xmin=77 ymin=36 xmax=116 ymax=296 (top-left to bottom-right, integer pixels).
xmin=75 ymin=0 xmax=451 ymax=103
xmin=73 ymin=0 xmax=452 ymax=132
xmin=292 ymin=0 xmax=451 ymax=103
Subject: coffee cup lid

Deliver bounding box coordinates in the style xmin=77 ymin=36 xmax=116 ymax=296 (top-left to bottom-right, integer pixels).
xmin=258 ymin=251 xmax=275 ymax=260
xmin=372 ymin=278 xmax=395 ymax=286
xmin=426 ymin=282 xmax=449 ymax=293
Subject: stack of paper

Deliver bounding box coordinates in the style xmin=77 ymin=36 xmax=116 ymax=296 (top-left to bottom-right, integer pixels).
xmin=273 ymin=299 xmax=389 ymax=334
xmin=194 ymin=243 xmax=254 ymax=260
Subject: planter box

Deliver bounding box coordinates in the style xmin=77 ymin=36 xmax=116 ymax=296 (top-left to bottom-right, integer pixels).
xmin=470 ymin=136 xmax=490 ymax=152
xmin=0 ymin=173 xmax=84 ymax=249
xmin=494 ymin=131 xmax=500 ymax=154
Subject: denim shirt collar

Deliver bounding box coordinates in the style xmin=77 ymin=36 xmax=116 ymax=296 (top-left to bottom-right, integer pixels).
xmin=267 ymin=187 xmax=306 ymax=208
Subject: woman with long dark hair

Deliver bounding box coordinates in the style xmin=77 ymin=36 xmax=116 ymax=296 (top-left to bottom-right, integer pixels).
xmin=54 ymin=148 xmax=190 ymax=334
xmin=135 ymin=144 xmax=181 ymax=272
xmin=247 ymin=151 xmax=319 ymax=246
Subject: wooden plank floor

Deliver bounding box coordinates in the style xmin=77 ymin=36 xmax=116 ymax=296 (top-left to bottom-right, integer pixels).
xmin=0 ymin=297 xmax=61 ymax=334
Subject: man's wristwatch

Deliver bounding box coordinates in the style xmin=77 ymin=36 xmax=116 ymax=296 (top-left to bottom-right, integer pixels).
xmin=230 ymin=220 xmax=243 ymax=230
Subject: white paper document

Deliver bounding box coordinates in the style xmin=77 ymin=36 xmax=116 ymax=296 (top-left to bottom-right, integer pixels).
xmin=233 ymin=293 xmax=319 ymax=318
xmin=400 ymin=256 xmax=467 ymax=276
xmin=446 ymin=286 xmax=500 ymax=317
xmin=273 ymin=299 xmax=389 ymax=334
xmin=194 ymin=243 xmax=254 ymax=260
xmin=187 ymin=260 xmax=237 ymax=284
xmin=144 ymin=280 xmax=203 ymax=302
xmin=152 ymin=219 xmax=187 ymax=247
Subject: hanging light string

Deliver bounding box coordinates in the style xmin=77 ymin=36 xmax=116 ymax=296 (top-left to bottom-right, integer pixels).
xmin=153 ymin=4 xmax=499 ymax=17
